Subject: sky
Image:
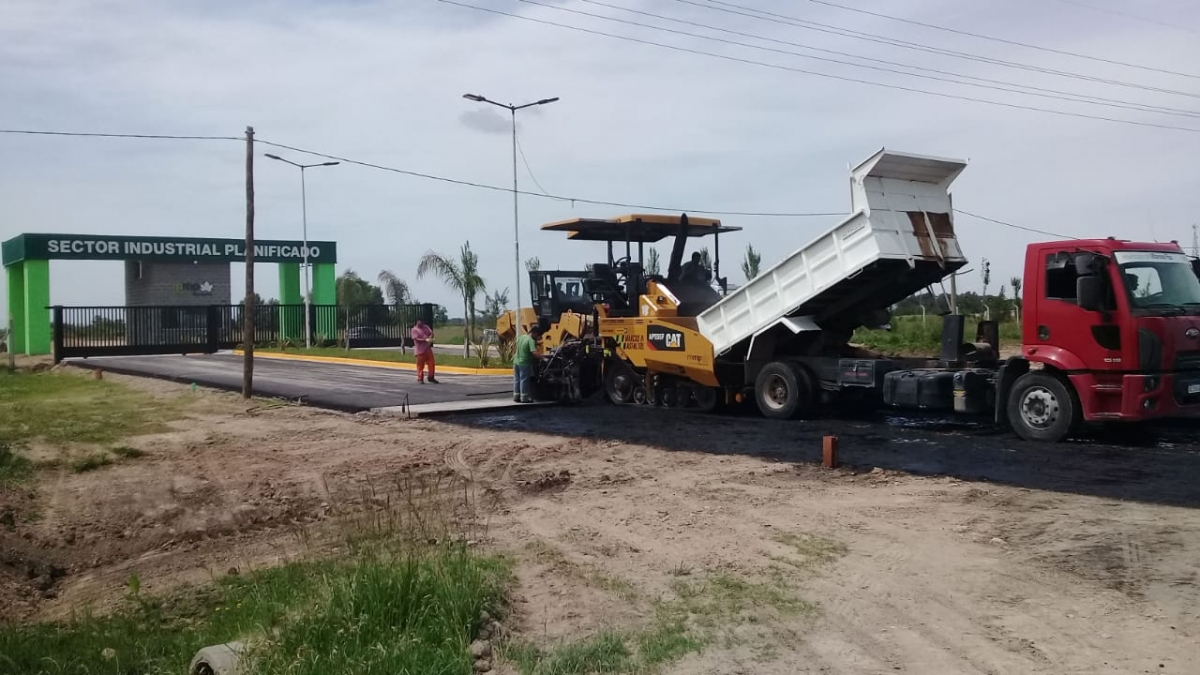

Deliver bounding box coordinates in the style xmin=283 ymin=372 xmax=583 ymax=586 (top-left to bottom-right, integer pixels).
xmin=2 ymin=0 xmax=1200 ymax=319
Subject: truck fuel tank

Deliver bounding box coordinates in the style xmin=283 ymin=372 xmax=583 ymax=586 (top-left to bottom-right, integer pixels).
xmin=883 ymin=369 xmax=957 ymax=410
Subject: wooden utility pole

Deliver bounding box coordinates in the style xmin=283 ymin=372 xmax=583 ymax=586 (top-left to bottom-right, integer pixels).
xmin=242 ymin=126 xmax=256 ymax=399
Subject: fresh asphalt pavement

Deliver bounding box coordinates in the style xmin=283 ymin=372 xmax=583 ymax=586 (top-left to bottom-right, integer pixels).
xmin=69 ymin=353 xmax=513 ymax=412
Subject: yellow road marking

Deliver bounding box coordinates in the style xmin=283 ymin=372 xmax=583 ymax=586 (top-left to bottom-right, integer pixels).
xmin=231 ymin=350 xmax=511 ymax=376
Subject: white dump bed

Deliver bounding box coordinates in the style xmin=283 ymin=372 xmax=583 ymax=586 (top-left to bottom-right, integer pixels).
xmin=696 ymin=149 xmax=968 ymax=356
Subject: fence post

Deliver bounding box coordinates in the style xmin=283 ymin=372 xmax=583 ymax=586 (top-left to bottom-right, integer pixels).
xmin=206 ymin=305 xmax=220 ymax=354
xmin=51 ymin=305 xmax=64 ymax=363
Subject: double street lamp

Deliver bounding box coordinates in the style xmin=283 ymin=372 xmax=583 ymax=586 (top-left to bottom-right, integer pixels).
xmin=264 ymin=153 xmax=339 ymax=349
xmin=462 ymin=93 xmax=559 ymax=315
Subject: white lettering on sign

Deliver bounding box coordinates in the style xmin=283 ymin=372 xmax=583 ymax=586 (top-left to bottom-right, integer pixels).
xmin=1114 ymin=251 xmax=1189 ymax=265
xmin=39 ymin=237 xmax=326 ymax=261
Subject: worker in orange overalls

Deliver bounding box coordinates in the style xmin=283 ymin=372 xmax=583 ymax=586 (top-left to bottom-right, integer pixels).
xmin=411 ymin=318 xmax=439 ymax=384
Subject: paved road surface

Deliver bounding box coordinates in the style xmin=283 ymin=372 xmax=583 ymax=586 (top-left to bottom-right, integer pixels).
xmin=70 ymin=354 xmax=511 ymax=412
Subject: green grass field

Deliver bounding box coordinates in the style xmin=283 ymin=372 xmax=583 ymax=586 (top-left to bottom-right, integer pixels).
xmin=0 ymin=370 xmax=180 ymax=448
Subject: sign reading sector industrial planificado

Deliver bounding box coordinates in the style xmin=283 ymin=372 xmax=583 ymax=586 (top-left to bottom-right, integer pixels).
xmin=1 ymin=233 xmax=337 ymax=265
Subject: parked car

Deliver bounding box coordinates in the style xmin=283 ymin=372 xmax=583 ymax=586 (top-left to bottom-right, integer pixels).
xmin=345 ymin=326 xmax=386 ymax=341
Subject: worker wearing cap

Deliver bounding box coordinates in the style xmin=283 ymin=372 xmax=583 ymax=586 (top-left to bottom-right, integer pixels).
xmin=513 ymin=326 xmax=543 ymax=403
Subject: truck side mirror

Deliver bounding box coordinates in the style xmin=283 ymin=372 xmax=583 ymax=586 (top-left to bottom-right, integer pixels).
xmin=1074 ymin=252 xmax=1101 ymax=275
xmin=1077 ymin=275 xmax=1103 ymax=312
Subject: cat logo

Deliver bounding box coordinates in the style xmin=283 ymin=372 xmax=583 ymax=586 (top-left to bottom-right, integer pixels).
xmin=647 ymin=325 xmax=686 ymax=351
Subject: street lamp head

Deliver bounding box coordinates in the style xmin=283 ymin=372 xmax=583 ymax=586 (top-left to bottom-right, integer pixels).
xmin=536 ymin=97 xmax=560 ymax=105
xmin=264 ymin=153 xmax=283 ymax=161
xmin=463 ymin=93 xmax=486 ymax=102
xmin=320 ymin=162 xmax=340 ymax=167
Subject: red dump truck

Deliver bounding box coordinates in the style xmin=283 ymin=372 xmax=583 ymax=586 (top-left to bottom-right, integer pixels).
xmin=521 ymin=150 xmax=1200 ymax=442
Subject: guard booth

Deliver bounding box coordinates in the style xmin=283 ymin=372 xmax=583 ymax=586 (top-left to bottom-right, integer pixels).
xmin=2 ymin=233 xmax=337 ymax=357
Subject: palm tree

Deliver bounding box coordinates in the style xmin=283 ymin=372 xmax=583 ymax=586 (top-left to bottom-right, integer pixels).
xmin=417 ymin=242 xmax=485 ymax=357
xmin=645 ymin=247 xmax=661 ymax=276
xmin=742 ymin=244 xmax=762 ymax=281
xmin=377 ymin=270 xmax=412 ymax=306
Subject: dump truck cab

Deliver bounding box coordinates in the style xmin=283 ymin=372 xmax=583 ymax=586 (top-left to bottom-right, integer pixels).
xmin=1007 ymin=239 xmax=1200 ymax=436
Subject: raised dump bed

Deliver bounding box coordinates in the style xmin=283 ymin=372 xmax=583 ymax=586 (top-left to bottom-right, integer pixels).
xmin=696 ymin=149 xmax=969 ymax=356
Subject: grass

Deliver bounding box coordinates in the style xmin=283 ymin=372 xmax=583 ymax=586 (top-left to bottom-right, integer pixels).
xmin=509 ymin=539 xmax=822 ymax=675
xmin=0 ymin=370 xmax=180 ymax=447
xmin=111 ymin=446 xmax=145 ymax=459
xmin=0 ymin=442 xmax=33 ymax=484
xmin=0 ymin=544 xmax=511 ymax=675
xmin=852 ymin=314 xmax=1021 ymax=356
xmin=666 ymin=573 xmax=815 ymax=625
xmin=69 ymin=452 xmax=113 ymax=474
xmin=771 ymin=532 xmax=848 ymax=569
xmin=524 ymin=541 xmax=641 ymax=603
xmin=261 ymin=347 xmax=497 ymax=370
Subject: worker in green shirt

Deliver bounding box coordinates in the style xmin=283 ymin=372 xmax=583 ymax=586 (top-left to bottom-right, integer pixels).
xmin=513 ymin=326 xmax=544 ymax=403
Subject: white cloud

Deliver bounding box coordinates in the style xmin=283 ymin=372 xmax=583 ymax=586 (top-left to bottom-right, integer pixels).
xmin=2 ymin=0 xmax=1199 ymax=321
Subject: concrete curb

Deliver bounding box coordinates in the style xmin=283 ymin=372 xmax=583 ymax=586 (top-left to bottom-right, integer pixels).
xmin=233 ymin=350 xmax=512 ymax=376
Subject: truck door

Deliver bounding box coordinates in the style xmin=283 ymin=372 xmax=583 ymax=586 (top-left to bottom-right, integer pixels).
xmin=1027 ymin=251 xmax=1124 ymax=370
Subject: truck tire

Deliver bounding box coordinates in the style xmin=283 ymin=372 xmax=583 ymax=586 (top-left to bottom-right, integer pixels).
xmin=1006 ymin=372 xmax=1081 ymax=442
xmin=755 ymin=361 xmax=813 ymax=420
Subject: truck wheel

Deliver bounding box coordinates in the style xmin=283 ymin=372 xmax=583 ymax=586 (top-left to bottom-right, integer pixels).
xmin=755 ymin=361 xmax=813 ymax=420
xmin=1007 ymin=372 xmax=1081 ymax=442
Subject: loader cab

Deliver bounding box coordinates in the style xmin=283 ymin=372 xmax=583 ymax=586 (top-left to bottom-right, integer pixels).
xmin=539 ymin=213 xmax=742 ymax=318
xmin=529 ymin=270 xmax=594 ymax=327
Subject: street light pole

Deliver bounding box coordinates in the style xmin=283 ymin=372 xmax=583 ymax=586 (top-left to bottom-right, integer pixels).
xmin=264 ymin=153 xmax=339 ymax=349
xmin=300 ymin=165 xmax=311 ymax=349
xmin=463 ymin=93 xmax=559 ymax=318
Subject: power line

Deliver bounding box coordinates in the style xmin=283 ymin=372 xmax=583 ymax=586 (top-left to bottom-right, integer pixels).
xmin=801 ymin=0 xmax=1200 ymax=78
xmin=682 ymin=0 xmax=1200 ymax=101
xmin=0 ymin=129 xmax=240 ymax=141
xmin=559 ymin=0 xmax=1200 ymax=120
xmin=1048 ymin=0 xmax=1200 ymax=36
xmin=439 ymin=0 xmax=1200 ymax=134
xmin=0 ymin=128 xmax=1086 ymax=240
xmin=514 ymin=131 xmax=551 ymax=195
xmin=955 ymin=209 xmax=1077 ymax=240
xmin=257 ymin=138 xmax=843 ymax=217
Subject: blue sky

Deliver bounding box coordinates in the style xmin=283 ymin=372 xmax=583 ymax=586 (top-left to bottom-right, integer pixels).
xmin=2 ymin=0 xmax=1199 ymax=316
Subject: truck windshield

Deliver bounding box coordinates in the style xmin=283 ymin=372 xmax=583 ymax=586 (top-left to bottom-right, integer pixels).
xmin=1114 ymin=251 xmax=1200 ymax=314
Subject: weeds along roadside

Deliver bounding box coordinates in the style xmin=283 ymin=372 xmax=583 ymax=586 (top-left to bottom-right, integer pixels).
xmin=0 ymin=470 xmax=510 ymax=675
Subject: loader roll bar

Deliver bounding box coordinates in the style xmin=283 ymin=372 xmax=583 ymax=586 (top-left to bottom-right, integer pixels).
xmin=541 ymin=213 xmax=740 ymax=272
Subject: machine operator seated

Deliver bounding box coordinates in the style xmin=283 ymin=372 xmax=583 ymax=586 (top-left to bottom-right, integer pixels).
xmin=679 ymin=251 xmax=712 ymax=286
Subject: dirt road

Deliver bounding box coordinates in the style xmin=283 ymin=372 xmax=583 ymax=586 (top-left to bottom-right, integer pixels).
xmin=3 ymin=373 xmax=1198 ymax=673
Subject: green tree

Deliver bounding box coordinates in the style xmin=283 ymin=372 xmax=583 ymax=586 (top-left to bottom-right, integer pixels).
xmin=741 ymin=244 xmax=762 ymax=282
xmin=337 ymin=269 xmax=386 ymax=335
xmin=337 ymin=270 xmax=385 ymax=307
xmin=377 ymin=270 xmax=413 ymax=307
xmin=1010 ymin=276 xmax=1022 ymax=321
xmin=480 ymin=287 xmax=510 ymax=327
xmin=645 ymin=247 xmax=661 ymax=276
xmin=417 ymin=242 xmax=485 ymax=357
xmin=525 ymin=257 xmax=541 ymax=272
xmin=432 ymin=305 xmax=449 ymax=326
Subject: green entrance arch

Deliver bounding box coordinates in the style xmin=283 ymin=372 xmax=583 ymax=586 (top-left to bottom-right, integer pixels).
xmin=2 ymin=233 xmax=337 ymax=356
